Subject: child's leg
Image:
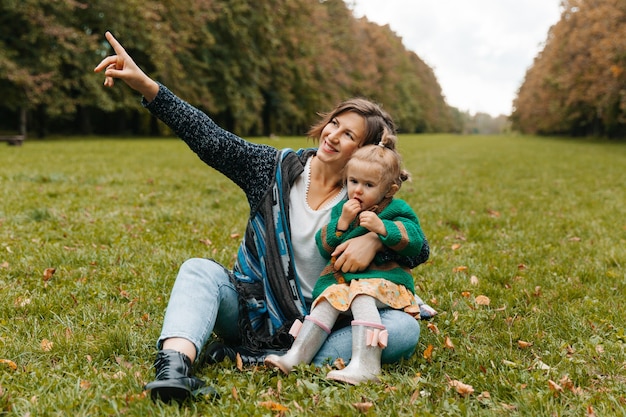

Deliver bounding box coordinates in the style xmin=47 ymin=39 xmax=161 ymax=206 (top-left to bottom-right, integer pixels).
xmin=327 ymin=295 xmax=387 ymax=384
xmin=265 ymin=299 xmax=339 ymax=374
xmin=349 ymin=293 xmax=383 ymax=324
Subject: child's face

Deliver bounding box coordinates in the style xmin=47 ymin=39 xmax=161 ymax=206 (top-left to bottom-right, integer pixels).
xmin=346 ymin=160 xmax=389 ymax=210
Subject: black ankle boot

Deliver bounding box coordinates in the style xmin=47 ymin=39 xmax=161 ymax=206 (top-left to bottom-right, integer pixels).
xmin=144 ymin=349 xmax=218 ymax=403
xmin=201 ymin=342 xmax=286 ymax=367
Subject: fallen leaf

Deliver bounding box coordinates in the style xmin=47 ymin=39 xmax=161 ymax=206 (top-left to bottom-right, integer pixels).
xmin=533 ymin=360 xmax=551 ymax=370
xmin=548 ymin=379 xmax=563 ymax=396
xmin=451 ymin=243 xmax=461 ymax=250
xmin=448 ymin=378 xmax=474 ymax=397
xmin=487 ymin=209 xmax=500 ymax=218
xmin=587 ymin=405 xmax=596 ymax=417
xmin=41 ymin=339 xmax=53 ymax=352
xmin=517 ymin=340 xmax=533 ymax=349
xmin=461 ymin=291 xmax=471 ymax=298
xmin=502 ymin=359 xmax=518 ymax=368
xmin=230 ymin=233 xmax=241 ymax=239
xmin=426 ymin=322 xmax=440 ymax=335
xmin=199 ymin=238 xmax=212 ymax=246
xmin=334 ymin=357 xmax=346 ymax=370
xmin=475 ymin=295 xmax=490 ymax=306
xmin=517 ymin=264 xmax=527 ymax=270
xmin=43 ymin=267 xmax=56 ymax=282
xmin=470 ymin=275 xmax=479 ymax=285
xmin=0 ymin=359 xmax=18 ymax=371
xmin=423 ymin=344 xmax=434 ymax=361
xmin=352 ymin=402 xmax=374 ymax=413
xmin=14 ymin=296 xmax=31 ymax=307
xmin=231 ymin=386 xmax=238 ymax=400
xmin=444 ymin=336 xmax=455 ymax=350
xmin=80 ymin=380 xmax=91 ymax=390
xmin=258 ymin=401 xmax=288 ymax=412
xmin=410 ymin=389 xmax=420 ymax=403
xmin=236 ymin=353 xmax=243 ymax=371
xmin=0 ymin=261 xmax=8 ymax=268
xmin=453 ymin=266 xmax=468 ymax=273
xmin=477 ymin=391 xmax=491 ymax=401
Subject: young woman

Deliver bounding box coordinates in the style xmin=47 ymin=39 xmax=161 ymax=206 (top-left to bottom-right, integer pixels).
xmin=94 ymin=31 xmax=430 ymax=402
xmin=265 ymin=131 xmax=431 ymax=384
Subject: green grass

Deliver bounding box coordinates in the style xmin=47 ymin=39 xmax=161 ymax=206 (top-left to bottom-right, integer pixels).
xmin=0 ymin=135 xmax=624 ymax=416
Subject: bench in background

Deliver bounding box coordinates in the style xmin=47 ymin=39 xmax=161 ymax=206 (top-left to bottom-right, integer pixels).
xmin=0 ymin=135 xmax=26 ymax=146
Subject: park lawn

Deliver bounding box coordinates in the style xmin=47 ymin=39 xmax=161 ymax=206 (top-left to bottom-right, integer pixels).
xmin=0 ymin=134 xmax=624 ymax=416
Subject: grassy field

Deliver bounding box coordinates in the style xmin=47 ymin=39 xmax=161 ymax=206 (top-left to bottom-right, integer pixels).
xmin=0 ymin=134 xmax=624 ymax=416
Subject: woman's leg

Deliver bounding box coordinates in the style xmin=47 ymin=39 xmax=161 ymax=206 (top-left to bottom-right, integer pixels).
xmin=146 ymin=258 xmax=238 ymax=403
xmin=312 ymin=309 xmax=420 ymax=365
xmin=158 ymin=258 xmax=240 ymax=360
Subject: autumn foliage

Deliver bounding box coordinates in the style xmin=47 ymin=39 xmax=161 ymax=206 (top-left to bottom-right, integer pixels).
xmin=0 ymin=0 xmax=457 ymax=137
xmin=511 ymin=0 xmax=626 ymax=137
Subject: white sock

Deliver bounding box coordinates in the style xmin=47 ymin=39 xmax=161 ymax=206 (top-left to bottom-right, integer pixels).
xmin=350 ymin=295 xmax=382 ymax=325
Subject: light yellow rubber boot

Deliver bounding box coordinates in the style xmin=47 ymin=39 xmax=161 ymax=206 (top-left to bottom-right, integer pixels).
xmin=326 ymin=320 xmax=387 ymax=384
xmin=264 ymin=316 xmax=330 ymax=374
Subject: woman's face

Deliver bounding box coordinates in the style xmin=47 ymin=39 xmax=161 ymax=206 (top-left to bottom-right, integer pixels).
xmin=317 ymin=111 xmax=366 ymax=167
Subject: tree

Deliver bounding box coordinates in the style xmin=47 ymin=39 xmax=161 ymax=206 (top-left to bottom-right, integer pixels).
xmin=511 ymin=0 xmax=626 ymax=138
xmin=0 ymin=0 xmax=458 ymax=137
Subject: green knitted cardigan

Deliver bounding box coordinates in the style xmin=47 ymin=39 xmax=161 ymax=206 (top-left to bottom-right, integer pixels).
xmin=312 ymin=197 xmax=425 ymax=300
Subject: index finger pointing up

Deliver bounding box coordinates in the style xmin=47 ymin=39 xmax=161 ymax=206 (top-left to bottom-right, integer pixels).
xmin=105 ymin=31 xmax=126 ymax=55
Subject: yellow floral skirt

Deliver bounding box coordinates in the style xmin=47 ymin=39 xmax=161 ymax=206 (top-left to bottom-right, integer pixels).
xmin=312 ymin=278 xmax=420 ymax=316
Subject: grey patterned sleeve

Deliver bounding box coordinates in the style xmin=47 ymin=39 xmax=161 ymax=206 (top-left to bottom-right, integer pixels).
xmin=143 ymin=84 xmax=280 ymax=209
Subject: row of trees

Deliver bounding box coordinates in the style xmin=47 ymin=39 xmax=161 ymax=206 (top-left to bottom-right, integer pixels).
xmin=511 ymin=0 xmax=626 ymax=138
xmin=0 ymin=0 xmax=460 ymax=138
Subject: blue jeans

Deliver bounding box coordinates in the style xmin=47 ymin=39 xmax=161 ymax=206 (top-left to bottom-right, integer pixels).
xmin=158 ymin=258 xmax=421 ymax=365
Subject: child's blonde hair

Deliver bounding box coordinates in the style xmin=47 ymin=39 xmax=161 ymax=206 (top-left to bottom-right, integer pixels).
xmin=345 ymin=128 xmax=410 ymax=192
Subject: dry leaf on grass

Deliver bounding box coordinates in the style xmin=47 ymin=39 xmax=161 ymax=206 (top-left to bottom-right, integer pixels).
xmin=447 ymin=378 xmax=474 ymax=397
xmin=236 ymin=353 xmax=243 ymax=371
xmin=548 ymin=379 xmax=563 ymax=396
xmin=0 ymin=359 xmax=18 ymax=371
xmin=426 ymin=322 xmax=439 ymax=334
xmin=352 ymin=402 xmax=374 ymax=413
xmin=40 ymin=339 xmax=53 ymax=352
xmin=453 ymin=266 xmax=468 ymax=273
xmin=475 ymin=295 xmax=490 ymax=306
xmin=258 ymin=401 xmax=288 ymax=412
xmin=43 ymin=267 xmax=56 ymax=282
xmin=517 ymin=340 xmax=533 ymax=349
xmin=444 ymin=336 xmax=455 ymax=350
xmin=423 ymin=344 xmax=434 ymax=361
xmin=334 ymin=357 xmax=346 ymax=370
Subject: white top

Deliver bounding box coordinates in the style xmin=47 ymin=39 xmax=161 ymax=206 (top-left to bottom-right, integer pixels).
xmin=289 ymin=156 xmax=347 ymax=300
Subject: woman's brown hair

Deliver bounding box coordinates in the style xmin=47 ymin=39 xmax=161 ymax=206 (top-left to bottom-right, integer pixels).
xmin=306 ymin=98 xmax=396 ymax=147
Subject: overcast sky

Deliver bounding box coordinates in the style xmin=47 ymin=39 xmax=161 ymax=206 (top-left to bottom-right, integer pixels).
xmin=350 ymin=0 xmax=562 ymax=116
